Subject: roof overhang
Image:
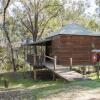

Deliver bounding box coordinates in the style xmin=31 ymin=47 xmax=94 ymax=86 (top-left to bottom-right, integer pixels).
xmin=24 ymin=38 xmax=52 ymax=46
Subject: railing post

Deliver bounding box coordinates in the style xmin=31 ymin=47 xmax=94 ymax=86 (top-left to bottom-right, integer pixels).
xmin=54 ymin=56 xmax=57 ymax=70
xmin=43 ymin=53 xmax=46 ymax=64
xmin=30 ymin=46 xmax=31 ymax=54
xmin=69 ymin=58 xmax=72 ymax=70
xmin=34 ymin=54 xmax=36 ymax=66
xmin=34 ymin=69 xmax=37 ymax=80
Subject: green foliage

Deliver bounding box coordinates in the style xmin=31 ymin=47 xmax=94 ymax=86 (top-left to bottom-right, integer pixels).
xmin=0 ymin=46 xmax=5 ymax=57
xmin=86 ymin=20 xmax=99 ymax=31
xmin=45 ymin=0 xmax=62 ymax=14
xmin=3 ymin=62 xmax=12 ymax=71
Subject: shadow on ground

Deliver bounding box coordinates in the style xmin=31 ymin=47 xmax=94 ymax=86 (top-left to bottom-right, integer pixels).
xmin=0 ymin=72 xmax=100 ymax=99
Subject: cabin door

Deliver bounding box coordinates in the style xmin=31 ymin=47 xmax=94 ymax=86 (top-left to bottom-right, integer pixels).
xmin=46 ymin=41 xmax=52 ymax=57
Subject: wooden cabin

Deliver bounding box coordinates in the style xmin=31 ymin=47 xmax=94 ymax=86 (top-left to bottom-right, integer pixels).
xmin=25 ymin=23 xmax=100 ymax=67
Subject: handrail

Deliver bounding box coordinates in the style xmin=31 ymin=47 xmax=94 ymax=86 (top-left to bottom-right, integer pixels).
xmin=27 ymin=53 xmax=41 ymax=56
xmin=45 ymin=55 xmax=55 ymax=60
xmin=44 ymin=55 xmax=57 ymax=70
xmin=27 ymin=53 xmax=57 ymax=70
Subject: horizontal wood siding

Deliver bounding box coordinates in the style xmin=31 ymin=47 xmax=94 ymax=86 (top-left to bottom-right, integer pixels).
xmin=52 ymin=35 xmax=100 ymax=66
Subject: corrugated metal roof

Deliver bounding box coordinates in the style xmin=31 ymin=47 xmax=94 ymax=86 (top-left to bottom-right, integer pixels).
xmin=47 ymin=23 xmax=100 ymax=37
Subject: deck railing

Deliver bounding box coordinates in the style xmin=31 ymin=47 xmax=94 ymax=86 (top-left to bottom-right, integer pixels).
xmin=27 ymin=53 xmax=57 ymax=70
xmin=27 ymin=54 xmax=35 ymax=65
xmin=27 ymin=53 xmax=41 ymax=65
xmin=44 ymin=55 xmax=57 ymax=70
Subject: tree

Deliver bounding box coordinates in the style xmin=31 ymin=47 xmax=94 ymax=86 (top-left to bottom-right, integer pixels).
xmin=13 ymin=0 xmax=64 ymax=65
xmin=2 ymin=0 xmax=17 ymax=71
xmin=87 ymin=20 xmax=99 ymax=31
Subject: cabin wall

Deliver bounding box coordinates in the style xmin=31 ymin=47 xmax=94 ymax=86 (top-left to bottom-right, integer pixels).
xmin=51 ymin=36 xmax=61 ymax=62
xmin=51 ymin=35 xmax=100 ymax=66
xmin=71 ymin=35 xmax=92 ymax=65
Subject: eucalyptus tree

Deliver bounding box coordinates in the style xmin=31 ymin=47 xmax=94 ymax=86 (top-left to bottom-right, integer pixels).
xmin=12 ymin=0 xmax=64 ymax=66
xmin=1 ymin=0 xmax=20 ymax=71
xmin=16 ymin=0 xmax=64 ymax=40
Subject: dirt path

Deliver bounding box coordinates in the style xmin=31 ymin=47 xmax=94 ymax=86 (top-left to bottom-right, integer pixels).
xmin=0 ymin=89 xmax=35 ymax=100
xmin=0 ymin=86 xmax=100 ymax=100
xmin=43 ymin=86 xmax=100 ymax=100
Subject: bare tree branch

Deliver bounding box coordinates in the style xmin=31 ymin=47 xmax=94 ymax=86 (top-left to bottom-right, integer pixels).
xmin=21 ymin=20 xmax=33 ymax=34
xmin=37 ymin=8 xmax=62 ymax=40
xmin=3 ymin=0 xmax=11 ymax=47
xmin=3 ymin=0 xmax=10 ymax=23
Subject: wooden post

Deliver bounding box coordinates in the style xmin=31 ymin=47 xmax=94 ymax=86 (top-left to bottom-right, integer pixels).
xmin=70 ymin=58 xmax=72 ymax=70
xmin=53 ymin=72 xmax=56 ymax=81
xmin=96 ymin=65 xmax=100 ymax=79
xmin=34 ymin=54 xmax=36 ymax=66
xmin=30 ymin=46 xmax=31 ymax=54
xmin=34 ymin=69 xmax=37 ymax=80
xmin=33 ymin=54 xmax=37 ymax=80
xmin=40 ymin=46 xmax=42 ymax=65
xmin=43 ymin=52 xmax=46 ymax=65
xmin=53 ymin=56 xmax=57 ymax=81
xmin=27 ymin=45 xmax=28 ymax=55
xmin=54 ymin=56 xmax=57 ymax=70
xmin=82 ymin=66 xmax=86 ymax=76
xmin=38 ymin=55 xmax=40 ymax=65
xmin=97 ymin=65 xmax=99 ymax=79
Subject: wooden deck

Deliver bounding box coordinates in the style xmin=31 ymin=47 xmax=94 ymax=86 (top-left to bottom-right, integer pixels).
xmin=45 ymin=62 xmax=83 ymax=81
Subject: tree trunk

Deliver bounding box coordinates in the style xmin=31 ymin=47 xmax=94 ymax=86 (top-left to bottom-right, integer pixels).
xmin=3 ymin=0 xmax=16 ymax=72
xmin=3 ymin=35 xmax=16 ymax=72
xmin=34 ymin=45 xmax=38 ymax=66
xmin=10 ymin=47 xmax=16 ymax=72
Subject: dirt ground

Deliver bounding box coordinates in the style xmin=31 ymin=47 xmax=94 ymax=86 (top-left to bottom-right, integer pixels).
xmin=0 ymin=85 xmax=100 ymax=100
xmin=0 ymin=72 xmax=100 ymax=100
xmin=43 ymin=86 xmax=100 ymax=100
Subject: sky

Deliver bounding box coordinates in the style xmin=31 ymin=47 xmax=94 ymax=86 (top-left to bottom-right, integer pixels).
xmin=84 ymin=0 xmax=99 ymax=16
xmin=65 ymin=0 xmax=99 ymax=16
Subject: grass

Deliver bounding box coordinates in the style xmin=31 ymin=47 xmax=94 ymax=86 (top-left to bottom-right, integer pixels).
xmin=0 ymin=72 xmax=100 ymax=99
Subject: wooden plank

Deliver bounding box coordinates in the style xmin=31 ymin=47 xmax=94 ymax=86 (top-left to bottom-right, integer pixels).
xmin=45 ymin=62 xmax=83 ymax=81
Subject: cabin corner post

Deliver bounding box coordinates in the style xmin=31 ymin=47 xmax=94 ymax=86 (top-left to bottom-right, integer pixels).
xmin=69 ymin=58 xmax=72 ymax=70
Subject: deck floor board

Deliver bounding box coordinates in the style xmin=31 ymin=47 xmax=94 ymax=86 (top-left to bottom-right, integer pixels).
xmin=45 ymin=62 xmax=83 ymax=81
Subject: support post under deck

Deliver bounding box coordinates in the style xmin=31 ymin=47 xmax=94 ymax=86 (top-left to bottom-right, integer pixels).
xmin=53 ymin=56 xmax=57 ymax=80
xmin=33 ymin=68 xmax=37 ymax=80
